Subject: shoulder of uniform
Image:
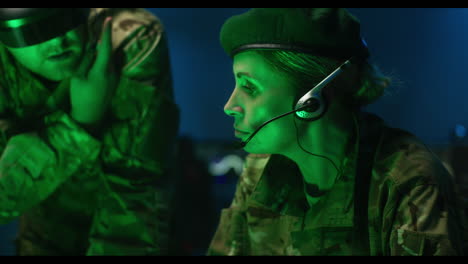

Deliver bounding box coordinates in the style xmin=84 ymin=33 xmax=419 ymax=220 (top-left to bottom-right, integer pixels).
xmin=375 ymin=126 xmax=448 ymax=189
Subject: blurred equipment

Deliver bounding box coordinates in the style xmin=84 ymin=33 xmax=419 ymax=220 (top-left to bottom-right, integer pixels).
xmin=449 ymin=125 xmax=468 ymax=207
xmin=434 ymin=124 xmax=468 ymax=212
xmin=170 ymin=136 xmax=246 ymax=256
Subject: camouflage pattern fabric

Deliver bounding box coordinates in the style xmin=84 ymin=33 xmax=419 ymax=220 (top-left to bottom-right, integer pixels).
xmin=208 ymin=113 xmax=467 ymax=256
xmin=0 ymin=8 xmax=179 ymax=255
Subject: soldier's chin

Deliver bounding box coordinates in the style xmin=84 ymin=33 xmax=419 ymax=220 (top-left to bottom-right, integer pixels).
xmin=43 ymin=56 xmax=80 ymax=81
xmin=40 ymin=67 xmax=75 ymax=82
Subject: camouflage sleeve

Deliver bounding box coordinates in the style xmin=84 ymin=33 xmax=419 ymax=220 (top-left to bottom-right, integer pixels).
xmin=0 ymin=111 xmax=101 ymax=224
xmin=0 ymin=41 xmax=102 ymax=224
xmin=84 ymin=8 xmax=179 ymax=255
xmin=382 ymin=147 xmax=466 ymax=256
xmin=207 ymin=154 xmax=270 ymax=256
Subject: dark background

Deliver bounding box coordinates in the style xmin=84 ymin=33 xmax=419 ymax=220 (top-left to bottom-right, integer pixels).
xmin=155 ymin=7 xmax=468 ymax=145
xmin=1 ymin=8 xmax=467 ymax=255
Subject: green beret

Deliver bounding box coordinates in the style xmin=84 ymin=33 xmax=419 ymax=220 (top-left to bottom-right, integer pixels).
xmin=220 ymin=8 xmax=369 ymax=60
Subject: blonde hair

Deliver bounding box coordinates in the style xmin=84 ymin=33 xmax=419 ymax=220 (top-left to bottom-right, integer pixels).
xmin=254 ymin=50 xmax=391 ymax=109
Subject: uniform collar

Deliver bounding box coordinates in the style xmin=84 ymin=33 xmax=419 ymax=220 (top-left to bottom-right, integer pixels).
xmin=248 ymin=112 xmax=384 ymax=218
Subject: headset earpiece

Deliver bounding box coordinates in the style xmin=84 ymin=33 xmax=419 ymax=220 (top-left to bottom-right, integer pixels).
xmin=294 ymin=58 xmax=354 ymax=122
xmin=295 ymin=93 xmax=327 ymax=121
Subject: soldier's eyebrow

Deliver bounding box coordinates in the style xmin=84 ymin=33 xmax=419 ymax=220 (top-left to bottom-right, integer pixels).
xmin=236 ymin=72 xmax=254 ymax=79
xmin=235 ymin=72 xmax=265 ymax=89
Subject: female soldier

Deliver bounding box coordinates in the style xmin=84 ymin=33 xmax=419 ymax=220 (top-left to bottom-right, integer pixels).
xmin=208 ymin=8 xmax=466 ymax=256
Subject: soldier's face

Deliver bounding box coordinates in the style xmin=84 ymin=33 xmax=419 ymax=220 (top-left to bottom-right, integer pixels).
xmin=224 ymin=50 xmax=299 ymax=154
xmin=5 ymin=25 xmax=86 ymax=82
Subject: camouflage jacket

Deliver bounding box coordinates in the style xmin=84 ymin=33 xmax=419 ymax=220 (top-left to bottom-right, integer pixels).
xmin=208 ymin=113 xmax=467 ymax=256
xmin=0 ymin=8 xmax=179 ymax=255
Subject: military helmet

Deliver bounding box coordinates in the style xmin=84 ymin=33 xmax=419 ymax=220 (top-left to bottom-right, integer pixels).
xmin=0 ymin=8 xmax=89 ymax=48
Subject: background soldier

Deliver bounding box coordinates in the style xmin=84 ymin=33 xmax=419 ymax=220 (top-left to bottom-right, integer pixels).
xmin=0 ymin=8 xmax=179 ymax=255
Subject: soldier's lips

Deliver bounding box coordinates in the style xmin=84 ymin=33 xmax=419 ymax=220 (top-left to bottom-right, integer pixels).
xmin=48 ymin=51 xmax=74 ymax=61
xmin=234 ymin=129 xmax=249 ymax=138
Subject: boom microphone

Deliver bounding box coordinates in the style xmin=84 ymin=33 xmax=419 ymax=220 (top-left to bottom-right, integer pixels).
xmin=234 ymin=104 xmax=312 ymax=149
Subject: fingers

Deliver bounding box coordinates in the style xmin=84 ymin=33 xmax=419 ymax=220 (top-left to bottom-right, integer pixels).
xmin=94 ymin=16 xmax=113 ymax=72
xmin=74 ymin=42 xmax=97 ymax=79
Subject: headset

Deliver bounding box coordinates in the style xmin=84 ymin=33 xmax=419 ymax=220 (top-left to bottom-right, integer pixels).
xmin=237 ymin=57 xmax=357 ymax=148
xmin=295 ymin=58 xmax=354 ymax=121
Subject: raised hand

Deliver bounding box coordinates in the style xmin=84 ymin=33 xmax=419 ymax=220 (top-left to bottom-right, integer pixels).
xmin=70 ymin=16 xmax=118 ymax=125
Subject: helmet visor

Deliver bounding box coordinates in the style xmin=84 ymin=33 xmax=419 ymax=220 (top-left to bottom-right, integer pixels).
xmin=0 ymin=8 xmax=89 ymax=48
